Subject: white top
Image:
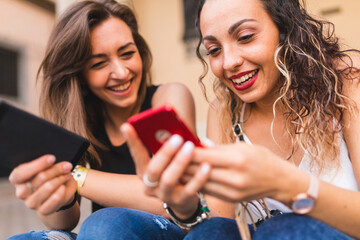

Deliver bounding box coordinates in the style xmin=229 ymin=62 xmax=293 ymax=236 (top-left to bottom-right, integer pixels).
xmin=237 ymin=104 xmax=359 ymax=220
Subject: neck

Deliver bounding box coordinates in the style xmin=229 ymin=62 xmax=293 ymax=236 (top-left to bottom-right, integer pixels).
xmin=103 ymin=103 xmax=140 ymax=143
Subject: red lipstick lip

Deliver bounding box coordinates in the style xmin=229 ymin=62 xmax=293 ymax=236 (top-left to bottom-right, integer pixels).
xmin=231 ymin=70 xmax=259 ymax=91
xmin=229 ymin=70 xmax=256 ymax=80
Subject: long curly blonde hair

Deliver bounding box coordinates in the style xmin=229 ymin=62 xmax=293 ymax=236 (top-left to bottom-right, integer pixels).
xmin=195 ymin=0 xmax=359 ymax=173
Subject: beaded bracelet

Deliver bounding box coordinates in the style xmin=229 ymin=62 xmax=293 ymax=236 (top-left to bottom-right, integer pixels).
xmin=163 ymin=193 xmax=210 ymax=230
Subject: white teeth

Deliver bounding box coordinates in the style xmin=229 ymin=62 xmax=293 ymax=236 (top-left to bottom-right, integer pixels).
xmin=232 ymin=70 xmax=257 ymax=85
xmin=109 ymin=81 xmax=131 ymax=92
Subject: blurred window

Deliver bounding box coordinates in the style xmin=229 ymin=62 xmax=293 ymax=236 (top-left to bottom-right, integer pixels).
xmin=0 ymin=46 xmax=19 ymax=98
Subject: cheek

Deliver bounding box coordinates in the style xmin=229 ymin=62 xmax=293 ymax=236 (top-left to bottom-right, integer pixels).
xmin=84 ymin=70 xmax=107 ymax=89
xmin=131 ymin=54 xmax=143 ymax=76
xmin=209 ymin=59 xmax=223 ymax=79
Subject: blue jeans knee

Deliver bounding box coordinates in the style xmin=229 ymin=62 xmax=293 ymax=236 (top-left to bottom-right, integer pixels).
xmin=6 ymin=230 xmax=77 ymax=240
xmin=253 ymin=213 xmax=354 ymax=240
xmin=77 ymin=207 xmax=185 ymax=240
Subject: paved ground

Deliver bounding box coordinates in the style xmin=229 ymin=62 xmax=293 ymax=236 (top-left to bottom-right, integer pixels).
xmin=0 ymin=178 xmax=91 ymax=239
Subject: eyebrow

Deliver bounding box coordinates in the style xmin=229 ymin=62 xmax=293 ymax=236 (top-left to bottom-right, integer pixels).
xmin=228 ymin=19 xmax=256 ymax=35
xmin=203 ymin=19 xmax=256 ymax=42
xmin=89 ymin=42 xmax=135 ymax=59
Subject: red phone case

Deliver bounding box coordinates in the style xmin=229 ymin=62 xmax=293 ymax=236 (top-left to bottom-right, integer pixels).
xmin=128 ymin=105 xmax=202 ymax=154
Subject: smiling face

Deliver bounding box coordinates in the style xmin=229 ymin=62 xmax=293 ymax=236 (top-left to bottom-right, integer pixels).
xmin=84 ymin=17 xmax=143 ymax=111
xmin=200 ymin=0 xmax=281 ymax=104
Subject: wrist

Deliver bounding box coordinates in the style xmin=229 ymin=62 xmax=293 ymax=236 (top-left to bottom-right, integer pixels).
xmin=168 ymin=197 xmax=199 ymax=220
xmin=273 ymin=166 xmax=307 ymax=206
xmin=56 ymin=192 xmax=78 ymax=212
xmin=163 ymin=193 xmax=211 ymax=230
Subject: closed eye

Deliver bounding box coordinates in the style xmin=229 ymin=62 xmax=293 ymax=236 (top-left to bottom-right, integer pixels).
xmin=238 ymin=34 xmax=254 ymax=42
xmin=121 ymin=51 xmax=136 ymax=58
xmin=91 ymin=61 xmax=106 ymax=69
xmin=206 ymin=47 xmax=221 ymax=56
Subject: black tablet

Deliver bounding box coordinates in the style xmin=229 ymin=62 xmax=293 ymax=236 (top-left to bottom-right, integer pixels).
xmin=0 ymin=100 xmax=90 ymax=170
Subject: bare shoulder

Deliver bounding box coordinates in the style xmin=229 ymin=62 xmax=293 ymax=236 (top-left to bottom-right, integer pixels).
xmin=152 ymin=82 xmax=193 ymax=105
xmin=152 ymin=82 xmax=196 ymax=132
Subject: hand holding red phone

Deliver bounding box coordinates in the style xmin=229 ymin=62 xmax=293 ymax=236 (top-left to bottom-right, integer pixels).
xmin=121 ymin=105 xmax=211 ymax=220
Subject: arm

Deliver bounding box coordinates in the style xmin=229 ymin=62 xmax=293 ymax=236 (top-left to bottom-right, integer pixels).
xmin=79 ymin=170 xmax=166 ymax=216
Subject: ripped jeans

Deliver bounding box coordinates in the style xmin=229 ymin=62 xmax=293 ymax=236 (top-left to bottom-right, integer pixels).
xmin=76 ymin=207 xmax=184 ymax=240
xmin=6 ymin=230 xmax=77 ymax=240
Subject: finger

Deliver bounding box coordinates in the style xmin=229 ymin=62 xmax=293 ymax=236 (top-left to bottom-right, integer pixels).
xmin=146 ymin=134 xmax=184 ymax=184
xmin=15 ymin=183 xmax=32 ymax=200
xmin=160 ymin=141 xmax=195 ymax=195
xmin=201 ymin=181 xmax=245 ymax=202
xmin=192 ymin=144 xmax=247 ymax=167
xmin=121 ymin=123 xmax=150 ymax=175
xmin=37 ymin=185 xmax=67 ymax=215
xmin=183 ymin=163 xmax=211 ymax=196
xmin=183 ymin=162 xmax=200 ymax=176
xmin=206 ymin=167 xmax=250 ymax=190
xmin=180 ymin=174 xmax=192 ymax=184
xmin=24 ymin=173 xmax=72 ymax=210
xmin=9 ymin=155 xmax=56 ymax=184
xmin=30 ymin=161 xmax=73 ymax=190
xmin=202 ymin=137 xmax=216 ymax=147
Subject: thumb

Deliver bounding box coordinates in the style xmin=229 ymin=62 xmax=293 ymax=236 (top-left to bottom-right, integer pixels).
xmin=121 ymin=123 xmax=150 ymax=176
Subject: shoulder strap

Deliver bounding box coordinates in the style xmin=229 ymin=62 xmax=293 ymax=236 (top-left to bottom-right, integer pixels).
xmin=231 ymin=100 xmax=244 ymax=141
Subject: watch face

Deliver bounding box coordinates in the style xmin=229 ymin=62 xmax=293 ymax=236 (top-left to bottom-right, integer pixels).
xmin=292 ymin=197 xmax=315 ymax=215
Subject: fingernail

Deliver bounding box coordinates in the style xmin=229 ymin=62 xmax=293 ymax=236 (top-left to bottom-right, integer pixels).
xmin=63 ymin=162 xmax=73 ymax=172
xmin=47 ymin=155 xmax=56 ymax=164
xmin=169 ymin=134 xmax=183 ymax=148
xmin=201 ymin=164 xmax=211 ymax=174
xmin=181 ymin=141 xmax=194 ymax=155
xmin=203 ymin=138 xmax=215 ymax=147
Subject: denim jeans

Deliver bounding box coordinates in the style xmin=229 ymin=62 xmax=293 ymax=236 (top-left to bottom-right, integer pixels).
xmin=185 ymin=213 xmax=355 ymax=240
xmin=6 ymin=209 xmax=355 ymax=240
xmin=6 ymin=230 xmax=77 ymax=240
xmin=76 ymin=207 xmax=185 ymax=240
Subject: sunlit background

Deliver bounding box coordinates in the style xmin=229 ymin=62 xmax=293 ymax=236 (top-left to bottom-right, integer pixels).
xmin=0 ymin=0 xmax=359 ymax=238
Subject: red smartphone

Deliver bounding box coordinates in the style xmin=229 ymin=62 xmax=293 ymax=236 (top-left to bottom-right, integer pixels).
xmin=128 ymin=105 xmax=202 ymax=154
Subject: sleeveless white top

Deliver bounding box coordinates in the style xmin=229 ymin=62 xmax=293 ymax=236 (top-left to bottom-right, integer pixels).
xmin=237 ymin=104 xmax=359 ymax=219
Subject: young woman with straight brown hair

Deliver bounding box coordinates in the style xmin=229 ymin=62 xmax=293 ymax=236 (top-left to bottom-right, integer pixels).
xmin=7 ymin=0 xmax=195 ymax=239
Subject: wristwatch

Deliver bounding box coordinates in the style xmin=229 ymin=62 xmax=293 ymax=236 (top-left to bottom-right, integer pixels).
xmin=291 ymin=174 xmax=319 ymax=214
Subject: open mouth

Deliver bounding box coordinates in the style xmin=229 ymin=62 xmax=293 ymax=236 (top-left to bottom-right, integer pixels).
xmin=231 ymin=69 xmax=259 ymax=86
xmin=107 ymin=79 xmax=132 ymax=92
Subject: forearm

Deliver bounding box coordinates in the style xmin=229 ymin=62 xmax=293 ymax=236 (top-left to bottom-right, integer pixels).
xmin=80 ymin=170 xmax=166 ymax=217
xmin=37 ymin=202 xmax=80 ymax=231
xmin=308 ymin=183 xmax=360 ymax=238
xmin=277 ymin=169 xmax=360 ymax=238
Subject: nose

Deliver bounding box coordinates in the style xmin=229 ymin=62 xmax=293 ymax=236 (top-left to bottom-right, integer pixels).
xmin=109 ymin=59 xmax=129 ymax=80
xmin=222 ymin=45 xmax=244 ymax=71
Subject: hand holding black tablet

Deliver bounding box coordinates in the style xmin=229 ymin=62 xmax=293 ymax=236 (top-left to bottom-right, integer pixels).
xmin=0 ymin=100 xmax=90 ymax=170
